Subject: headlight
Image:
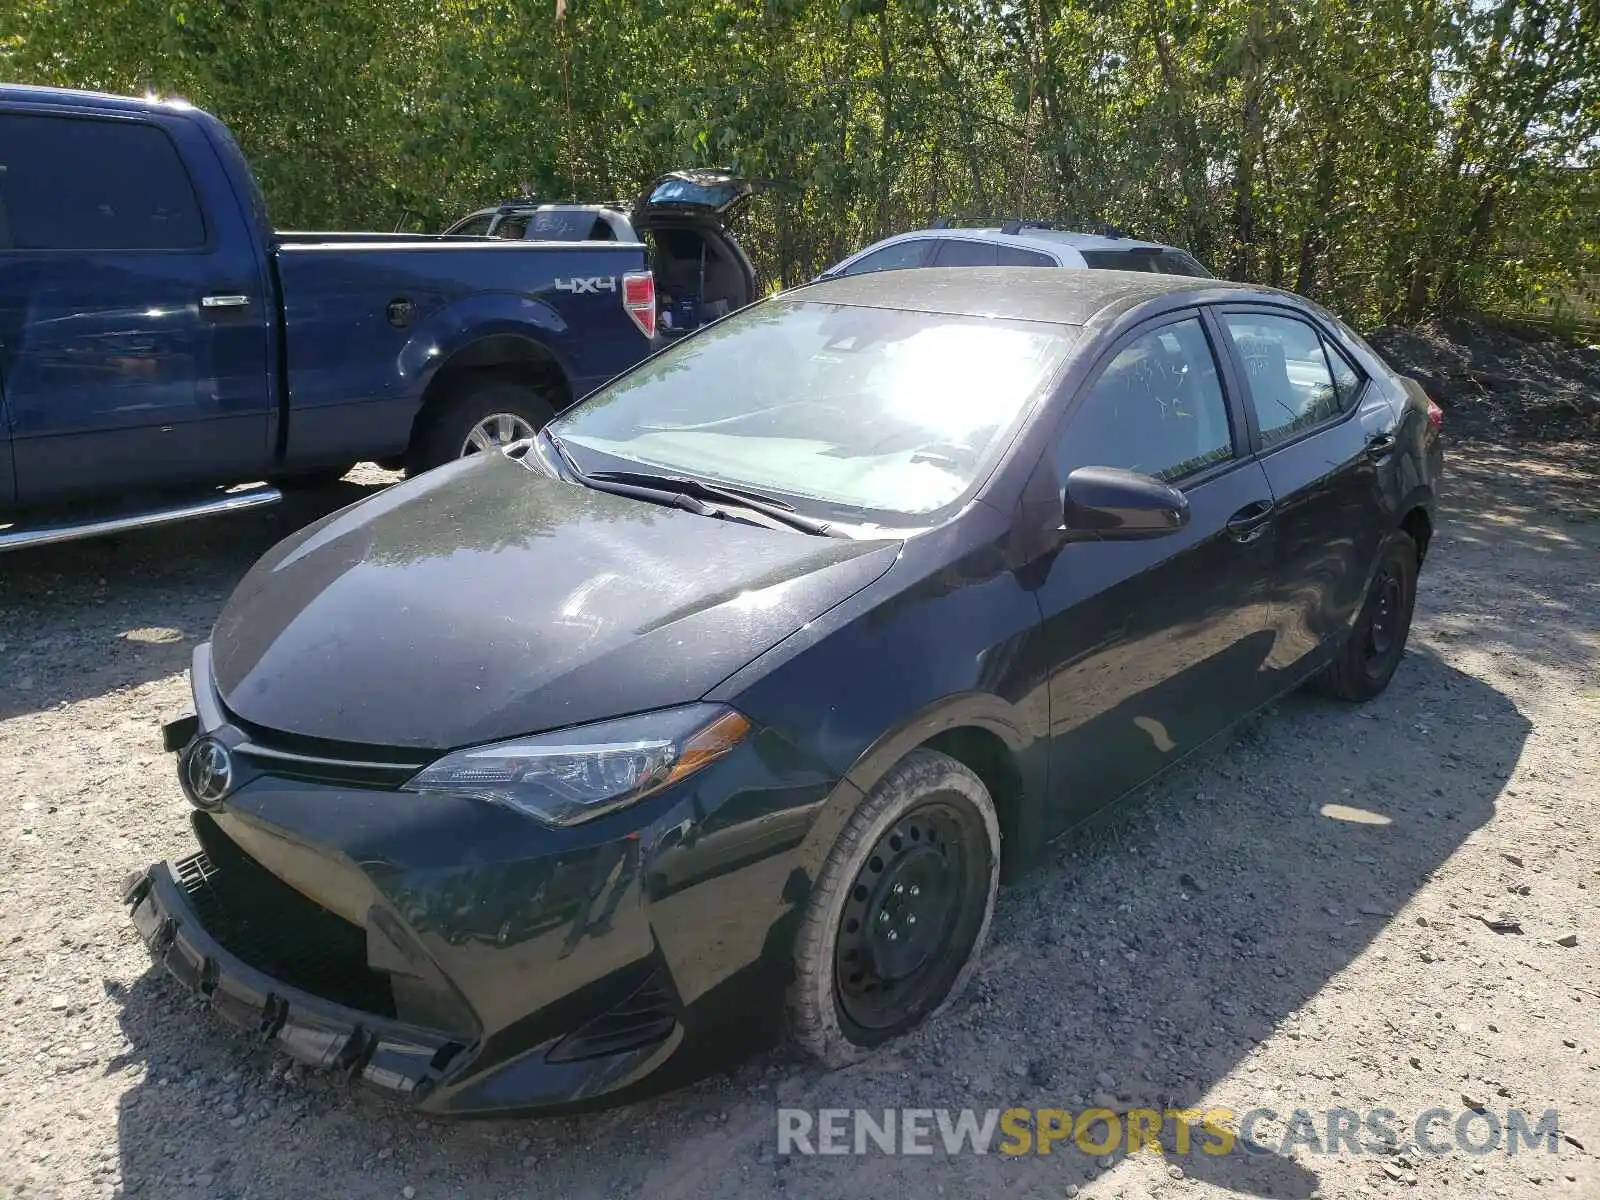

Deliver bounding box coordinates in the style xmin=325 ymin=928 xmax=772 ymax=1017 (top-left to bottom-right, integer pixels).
xmin=403 ymin=704 xmax=751 ymax=827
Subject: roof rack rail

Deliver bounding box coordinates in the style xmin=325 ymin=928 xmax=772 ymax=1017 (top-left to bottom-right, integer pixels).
xmin=1082 ymin=220 xmax=1134 ymax=240
xmin=928 ymin=214 xmax=1055 ymax=232
xmin=928 ymin=214 xmax=1137 ymax=238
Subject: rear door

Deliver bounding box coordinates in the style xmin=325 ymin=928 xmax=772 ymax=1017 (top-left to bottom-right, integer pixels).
xmin=0 ymin=107 xmax=273 ymax=505
xmin=1210 ymin=304 xmax=1397 ymax=682
xmin=1031 ymin=312 xmax=1279 ymax=834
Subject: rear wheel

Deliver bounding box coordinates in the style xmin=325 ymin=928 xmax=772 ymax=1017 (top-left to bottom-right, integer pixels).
xmin=788 ymin=750 xmax=1000 ymax=1067
xmin=406 ymin=378 xmax=557 ymax=475
xmin=1313 ymin=529 xmax=1419 ymax=701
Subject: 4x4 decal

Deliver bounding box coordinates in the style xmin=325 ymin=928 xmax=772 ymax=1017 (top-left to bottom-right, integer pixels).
xmin=554 ymin=276 xmax=618 ymax=295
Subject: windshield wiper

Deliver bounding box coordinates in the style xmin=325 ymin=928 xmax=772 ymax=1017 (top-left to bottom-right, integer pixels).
xmin=542 ymin=431 xmax=717 ymax=518
xmin=587 ymin=469 xmax=841 ymax=537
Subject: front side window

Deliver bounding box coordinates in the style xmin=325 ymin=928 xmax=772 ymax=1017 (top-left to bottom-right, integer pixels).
xmin=1220 ymin=312 xmax=1355 ymax=446
xmin=1059 ymin=317 xmax=1234 ymax=483
xmin=551 ymin=300 xmax=1077 ymax=519
xmin=837 ymin=240 xmax=932 ymax=277
xmin=0 ymin=114 xmax=205 ymax=250
xmin=452 ymin=213 xmax=494 ymax=236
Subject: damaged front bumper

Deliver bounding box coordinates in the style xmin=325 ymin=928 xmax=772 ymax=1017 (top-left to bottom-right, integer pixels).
xmin=123 ymin=858 xmax=466 ymax=1101
xmin=120 ymin=645 xmax=837 ymax=1115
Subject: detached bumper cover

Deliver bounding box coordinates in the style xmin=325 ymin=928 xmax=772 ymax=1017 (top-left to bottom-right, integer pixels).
xmin=123 ymin=861 xmax=467 ymax=1102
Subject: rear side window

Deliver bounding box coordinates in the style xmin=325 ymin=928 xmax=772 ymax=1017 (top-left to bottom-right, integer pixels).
xmin=931 ymin=239 xmax=998 ymax=267
xmin=494 ymin=215 xmax=529 ymax=240
xmin=525 ymin=209 xmax=611 ymax=241
xmin=0 ymin=114 xmax=206 ymax=250
xmin=1080 ymin=249 xmax=1160 ymax=272
xmin=837 ymin=240 xmax=932 ymax=277
xmin=994 ymin=244 xmax=1056 ymax=267
xmin=1158 ymin=250 xmax=1212 ymax=278
xmin=1080 ymin=247 xmax=1210 ymax=276
xmin=1220 ymin=312 xmax=1362 ymax=446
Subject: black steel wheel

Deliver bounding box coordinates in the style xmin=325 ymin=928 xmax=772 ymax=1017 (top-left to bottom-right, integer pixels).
xmin=789 ymin=750 xmax=1000 ymax=1066
xmin=1313 ymin=529 xmax=1419 ymax=702
xmin=1365 ymin=566 xmax=1403 ymax=661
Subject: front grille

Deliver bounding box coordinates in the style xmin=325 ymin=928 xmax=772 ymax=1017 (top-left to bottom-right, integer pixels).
xmin=179 ymin=815 xmax=396 ymax=1018
xmin=221 ymin=704 xmax=429 ymax=789
xmin=547 ymin=969 xmax=678 ymax=1062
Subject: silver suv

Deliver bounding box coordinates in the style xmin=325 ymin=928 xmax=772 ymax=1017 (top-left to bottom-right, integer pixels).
xmin=821 ymin=220 xmax=1212 ymax=279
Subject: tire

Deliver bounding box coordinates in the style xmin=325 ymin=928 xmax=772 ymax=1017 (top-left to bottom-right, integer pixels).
xmin=1313 ymin=529 xmax=1419 ymax=702
xmin=406 ymin=378 xmax=557 ymax=475
xmin=788 ymin=749 xmax=1001 ymax=1068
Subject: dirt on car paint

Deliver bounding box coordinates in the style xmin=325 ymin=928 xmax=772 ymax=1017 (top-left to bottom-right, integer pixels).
xmin=1 ymin=429 xmax=1597 ymax=1196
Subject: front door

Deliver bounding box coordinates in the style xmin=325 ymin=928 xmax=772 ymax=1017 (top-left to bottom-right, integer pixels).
xmin=1028 ymin=312 xmax=1281 ymax=835
xmin=0 ymin=107 xmax=273 ymax=506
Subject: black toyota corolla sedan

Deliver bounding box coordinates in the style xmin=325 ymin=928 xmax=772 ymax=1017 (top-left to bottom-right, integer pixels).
xmin=125 ymin=268 xmax=1443 ymax=1116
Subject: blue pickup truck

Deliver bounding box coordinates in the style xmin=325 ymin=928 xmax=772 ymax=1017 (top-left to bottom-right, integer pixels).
xmin=0 ymin=86 xmax=665 ymax=551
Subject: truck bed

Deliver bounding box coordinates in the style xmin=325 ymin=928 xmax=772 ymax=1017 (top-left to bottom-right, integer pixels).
xmin=272 ymin=239 xmax=652 ymax=467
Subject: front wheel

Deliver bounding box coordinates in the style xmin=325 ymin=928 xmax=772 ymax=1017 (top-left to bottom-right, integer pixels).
xmin=788 ymin=749 xmax=1000 ymax=1067
xmin=1313 ymin=529 xmax=1419 ymax=701
xmin=406 ymin=379 xmax=557 ymax=476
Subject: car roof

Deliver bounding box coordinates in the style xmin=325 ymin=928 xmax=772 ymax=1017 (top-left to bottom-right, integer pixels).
xmin=0 ymin=83 xmax=187 ymax=116
xmin=861 ymin=226 xmax=1181 ymax=258
xmin=996 ymin=228 xmax=1172 ymax=253
xmin=792 ymin=267 xmax=1267 ymax=327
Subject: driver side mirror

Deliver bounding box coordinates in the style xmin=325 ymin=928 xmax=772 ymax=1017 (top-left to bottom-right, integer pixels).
xmin=1062 ymin=466 xmax=1190 ymax=539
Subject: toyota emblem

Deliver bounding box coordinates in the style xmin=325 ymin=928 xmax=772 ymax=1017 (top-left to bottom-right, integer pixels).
xmin=181 ymin=737 xmax=234 ymax=808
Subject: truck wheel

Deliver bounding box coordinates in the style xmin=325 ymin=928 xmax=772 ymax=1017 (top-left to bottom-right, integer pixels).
xmin=788 ymin=750 xmax=1000 ymax=1068
xmin=408 ymin=379 xmax=556 ymax=475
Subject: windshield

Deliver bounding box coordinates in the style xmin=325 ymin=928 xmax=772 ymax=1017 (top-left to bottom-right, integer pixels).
xmin=549 ymin=300 xmax=1077 ymax=520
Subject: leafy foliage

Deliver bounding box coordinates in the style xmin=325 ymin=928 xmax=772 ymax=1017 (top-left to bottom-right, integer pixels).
xmin=4 ymin=0 xmax=1596 ymax=322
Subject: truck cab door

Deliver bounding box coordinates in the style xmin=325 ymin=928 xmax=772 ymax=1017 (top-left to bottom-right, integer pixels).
xmin=631 ymin=170 xmax=756 ymax=330
xmin=0 ymin=106 xmax=274 ymax=508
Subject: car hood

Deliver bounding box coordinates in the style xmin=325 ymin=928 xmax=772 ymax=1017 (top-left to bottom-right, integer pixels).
xmin=210 ymin=454 xmax=900 ymax=749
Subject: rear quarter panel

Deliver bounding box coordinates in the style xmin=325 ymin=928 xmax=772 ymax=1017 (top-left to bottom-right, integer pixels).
xmin=273 ymin=241 xmax=651 ymax=465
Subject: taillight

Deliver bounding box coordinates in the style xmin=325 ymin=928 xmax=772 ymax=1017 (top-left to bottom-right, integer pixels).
xmin=622 ymin=270 xmax=656 ymax=339
xmin=1426 ymin=396 xmax=1443 ymax=430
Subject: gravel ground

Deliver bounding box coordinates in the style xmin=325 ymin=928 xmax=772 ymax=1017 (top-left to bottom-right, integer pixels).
xmin=1 ymin=440 xmax=1597 ymax=1200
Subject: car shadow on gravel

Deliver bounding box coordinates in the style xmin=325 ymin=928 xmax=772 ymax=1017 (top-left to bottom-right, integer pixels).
xmin=99 ymin=646 xmax=1531 ymax=1200
xmin=0 ymin=480 xmax=388 ymax=722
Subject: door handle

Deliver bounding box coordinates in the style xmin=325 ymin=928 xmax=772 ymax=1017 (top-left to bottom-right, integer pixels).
xmin=200 ymin=294 xmax=251 ymax=310
xmin=1365 ymin=430 xmax=1397 ymax=459
xmin=1226 ymin=500 xmax=1274 ymax=543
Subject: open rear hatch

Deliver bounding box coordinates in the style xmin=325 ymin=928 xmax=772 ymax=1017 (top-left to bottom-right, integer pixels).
xmin=631 ymin=170 xmax=757 ymax=335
